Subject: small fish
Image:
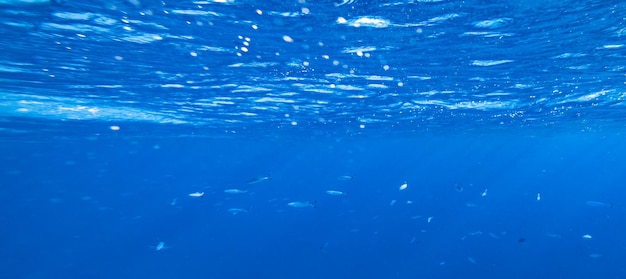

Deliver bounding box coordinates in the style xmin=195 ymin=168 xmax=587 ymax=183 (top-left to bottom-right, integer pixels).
xmin=247 ymin=176 xmax=270 ymax=184
xmin=337 ymin=175 xmax=353 ymax=181
xmin=228 ymin=208 xmax=248 ymax=215
xmin=585 ymin=201 xmax=609 ymax=207
xmin=224 ymin=189 xmax=248 ymax=194
xmin=188 ymin=192 xmax=204 ymax=197
xmin=287 ymin=201 xmax=316 ymax=208
xmin=536 ymin=192 xmax=541 ymax=201
xmin=582 ymin=234 xmax=592 ymax=239
xmin=545 ymin=233 xmax=561 ymax=238
xmin=481 ymin=189 xmax=488 ymax=197
xmin=170 ymin=198 xmax=177 ymax=206
xmin=325 ymin=190 xmax=345 ymax=196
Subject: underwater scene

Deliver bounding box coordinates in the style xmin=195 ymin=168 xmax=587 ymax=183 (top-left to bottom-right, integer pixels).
xmin=1 ymin=0 xmax=625 ymax=278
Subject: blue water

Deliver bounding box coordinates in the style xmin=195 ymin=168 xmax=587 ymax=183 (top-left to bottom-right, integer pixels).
xmin=1 ymin=0 xmax=626 ymax=278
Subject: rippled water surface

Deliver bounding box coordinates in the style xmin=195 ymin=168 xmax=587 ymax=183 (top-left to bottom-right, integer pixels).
xmin=1 ymin=0 xmax=624 ymax=138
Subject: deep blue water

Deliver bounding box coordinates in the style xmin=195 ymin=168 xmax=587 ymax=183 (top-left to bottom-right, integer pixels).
xmin=1 ymin=0 xmax=626 ymax=278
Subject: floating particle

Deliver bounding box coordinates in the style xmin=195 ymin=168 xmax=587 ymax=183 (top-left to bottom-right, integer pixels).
xmin=481 ymin=189 xmax=488 ymax=197
xmin=399 ymin=182 xmax=408 ymax=191
xmin=582 ymin=234 xmax=592 ymax=239
xmin=427 ymin=216 xmax=434 ymax=223
xmin=337 ymin=175 xmax=353 ymax=180
xmin=282 ymin=35 xmax=294 ymax=43
xmin=536 ymin=193 xmax=541 ymax=201
xmin=455 ymin=184 xmax=463 ymax=192
xmin=110 ymin=125 xmax=120 ymax=131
